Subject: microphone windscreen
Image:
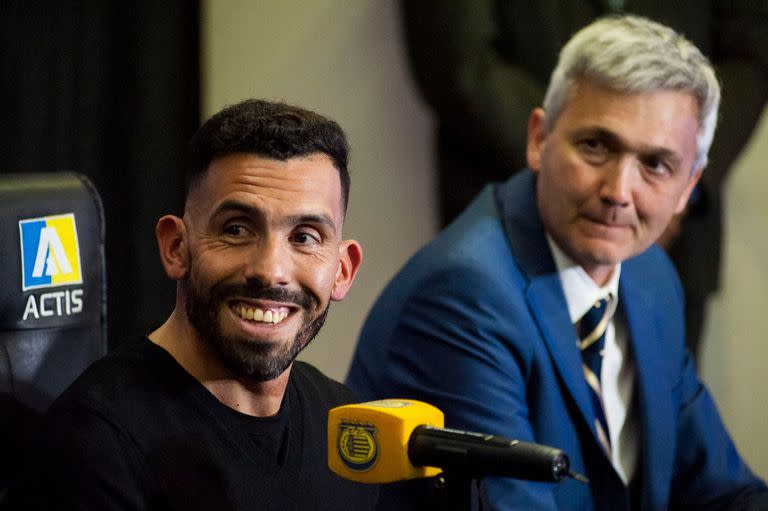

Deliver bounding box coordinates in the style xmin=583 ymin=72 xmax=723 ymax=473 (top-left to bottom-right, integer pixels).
xmin=328 ymin=399 xmax=444 ymax=483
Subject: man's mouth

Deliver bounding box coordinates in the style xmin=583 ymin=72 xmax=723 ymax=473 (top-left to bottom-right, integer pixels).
xmin=583 ymin=213 xmax=631 ymax=229
xmin=233 ymin=304 xmax=290 ymax=325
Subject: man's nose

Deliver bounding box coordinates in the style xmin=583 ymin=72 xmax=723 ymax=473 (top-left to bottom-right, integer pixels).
xmin=244 ymin=236 xmax=291 ymax=287
xmin=600 ymin=157 xmax=634 ymax=208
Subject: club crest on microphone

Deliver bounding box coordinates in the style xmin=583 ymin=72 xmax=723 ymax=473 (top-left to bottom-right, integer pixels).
xmin=338 ymin=421 xmax=378 ymax=472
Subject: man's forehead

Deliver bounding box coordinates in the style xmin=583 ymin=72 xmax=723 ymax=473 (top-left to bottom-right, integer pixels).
xmin=560 ymin=80 xmax=700 ymax=122
xmin=560 ymin=82 xmax=698 ymax=138
xmin=189 ymin=152 xmax=344 ymax=222
xmin=194 ymin=153 xmax=335 ymax=193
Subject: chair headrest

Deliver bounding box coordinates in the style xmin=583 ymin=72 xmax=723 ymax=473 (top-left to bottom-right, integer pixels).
xmin=0 ymin=172 xmax=107 ymax=410
xmin=0 ymin=173 xmax=105 ymax=332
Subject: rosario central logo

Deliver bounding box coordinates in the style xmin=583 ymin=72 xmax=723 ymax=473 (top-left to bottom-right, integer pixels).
xmin=19 ymin=213 xmax=83 ymax=291
xmin=338 ymin=421 xmax=379 ymax=472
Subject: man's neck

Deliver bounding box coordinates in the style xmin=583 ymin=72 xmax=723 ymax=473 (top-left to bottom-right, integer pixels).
xmin=148 ymin=309 xmax=290 ymax=417
xmin=546 ymin=234 xmax=621 ymax=322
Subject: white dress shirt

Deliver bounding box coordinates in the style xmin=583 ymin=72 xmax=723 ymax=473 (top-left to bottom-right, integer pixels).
xmin=546 ymin=235 xmax=638 ymax=484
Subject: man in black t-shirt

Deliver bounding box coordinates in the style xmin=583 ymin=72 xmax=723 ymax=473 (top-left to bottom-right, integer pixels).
xmin=6 ymin=99 xmax=376 ymax=510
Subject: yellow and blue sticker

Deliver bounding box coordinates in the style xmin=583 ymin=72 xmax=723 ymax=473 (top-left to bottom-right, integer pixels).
xmin=338 ymin=422 xmax=379 ymax=472
xmin=19 ymin=213 xmax=83 ymax=291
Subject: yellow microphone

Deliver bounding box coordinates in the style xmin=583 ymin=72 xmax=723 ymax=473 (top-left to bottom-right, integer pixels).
xmin=328 ymin=399 xmax=587 ymax=484
xmin=328 ymin=399 xmax=444 ymax=484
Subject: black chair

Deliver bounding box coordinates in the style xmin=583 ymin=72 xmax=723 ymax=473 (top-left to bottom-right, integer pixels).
xmin=0 ymin=172 xmax=107 ymax=499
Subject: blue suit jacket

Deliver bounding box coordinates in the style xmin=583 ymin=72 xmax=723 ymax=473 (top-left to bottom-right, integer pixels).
xmin=347 ymin=171 xmax=766 ymax=510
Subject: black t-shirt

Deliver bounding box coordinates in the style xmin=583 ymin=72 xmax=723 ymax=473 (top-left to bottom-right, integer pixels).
xmin=6 ymin=337 xmax=378 ymax=510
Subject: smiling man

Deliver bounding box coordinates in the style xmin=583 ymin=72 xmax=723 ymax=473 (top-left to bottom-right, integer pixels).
xmin=7 ymin=100 xmax=376 ymax=510
xmin=347 ymin=15 xmax=768 ymax=510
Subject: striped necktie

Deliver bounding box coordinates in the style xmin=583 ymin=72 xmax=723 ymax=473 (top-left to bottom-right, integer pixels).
xmin=578 ymin=295 xmax=616 ymax=456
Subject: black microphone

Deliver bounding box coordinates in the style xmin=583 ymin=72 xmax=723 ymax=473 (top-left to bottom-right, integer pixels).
xmin=408 ymin=425 xmax=587 ymax=482
xmin=328 ymin=399 xmax=587 ymax=484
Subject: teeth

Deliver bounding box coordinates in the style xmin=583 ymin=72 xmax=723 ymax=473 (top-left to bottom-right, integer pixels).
xmin=237 ymin=306 xmax=287 ymax=325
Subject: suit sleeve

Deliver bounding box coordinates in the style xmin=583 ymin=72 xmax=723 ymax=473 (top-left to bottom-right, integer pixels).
xmin=371 ymin=262 xmax=562 ymax=510
xmin=668 ymin=352 xmax=768 ymax=509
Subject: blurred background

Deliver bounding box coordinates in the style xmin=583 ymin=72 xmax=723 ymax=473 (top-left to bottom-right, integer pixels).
xmin=4 ymin=0 xmax=767 ymax=478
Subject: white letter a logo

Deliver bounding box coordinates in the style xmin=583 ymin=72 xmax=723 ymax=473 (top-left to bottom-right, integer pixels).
xmin=31 ymin=227 xmax=73 ymax=278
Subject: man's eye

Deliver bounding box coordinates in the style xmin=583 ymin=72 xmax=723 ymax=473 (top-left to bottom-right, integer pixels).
xmin=642 ymin=157 xmax=671 ymax=176
xmin=579 ymin=138 xmax=606 ymax=153
xmin=224 ymin=224 xmax=246 ymax=236
xmin=576 ymin=138 xmax=610 ymax=164
xmin=291 ymin=231 xmax=320 ymax=245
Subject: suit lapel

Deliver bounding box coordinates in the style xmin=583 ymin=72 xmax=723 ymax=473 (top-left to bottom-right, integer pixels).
xmin=527 ymin=274 xmax=599 ymax=438
xmin=495 ymin=171 xmax=607 ymax=452
xmin=620 ymin=264 xmax=675 ymax=506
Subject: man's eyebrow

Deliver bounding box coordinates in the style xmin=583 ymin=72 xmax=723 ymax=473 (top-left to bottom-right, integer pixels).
xmin=574 ymin=127 xmax=683 ymax=165
xmin=640 ymin=147 xmax=683 ymax=167
xmin=211 ymin=199 xmax=262 ymax=219
xmin=286 ymin=213 xmax=338 ymax=237
xmin=212 ymin=199 xmax=338 ymax=235
xmin=572 ymin=127 xmax=624 ymax=148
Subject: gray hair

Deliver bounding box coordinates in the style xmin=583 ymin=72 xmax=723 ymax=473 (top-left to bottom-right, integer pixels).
xmin=542 ymin=15 xmax=720 ymax=171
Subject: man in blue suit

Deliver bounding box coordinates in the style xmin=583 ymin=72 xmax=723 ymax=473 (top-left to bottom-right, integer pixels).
xmin=347 ymin=15 xmax=768 ymax=510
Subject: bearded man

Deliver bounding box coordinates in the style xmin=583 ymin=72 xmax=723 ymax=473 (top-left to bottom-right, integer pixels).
xmin=6 ymin=99 xmax=376 ymax=511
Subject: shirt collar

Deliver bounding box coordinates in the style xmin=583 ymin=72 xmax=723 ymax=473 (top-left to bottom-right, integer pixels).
xmin=546 ymin=234 xmax=621 ymax=323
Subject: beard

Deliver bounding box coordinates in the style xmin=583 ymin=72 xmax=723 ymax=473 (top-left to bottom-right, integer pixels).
xmin=185 ymin=273 xmax=329 ymax=382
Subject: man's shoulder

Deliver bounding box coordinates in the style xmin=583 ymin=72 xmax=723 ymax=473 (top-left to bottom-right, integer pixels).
xmin=389 ymin=175 xmax=540 ymax=299
xmin=359 ymin=177 xmax=536 ymax=343
xmin=624 ymin=243 xmax=682 ymax=289
xmin=620 ymin=244 xmax=686 ymax=325
xmin=421 ymin=170 xmax=545 ymax=281
xmin=50 ymin=337 xmax=186 ymax=423
xmin=291 ymin=361 xmax=358 ymax=406
xmin=400 ymin=182 xmax=520 ymax=280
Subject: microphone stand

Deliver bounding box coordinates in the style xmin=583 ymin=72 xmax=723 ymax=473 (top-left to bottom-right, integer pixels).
xmin=431 ymin=471 xmax=478 ymax=511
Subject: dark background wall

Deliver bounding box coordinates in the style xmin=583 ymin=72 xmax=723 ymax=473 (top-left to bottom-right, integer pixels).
xmin=1 ymin=1 xmax=200 ymax=347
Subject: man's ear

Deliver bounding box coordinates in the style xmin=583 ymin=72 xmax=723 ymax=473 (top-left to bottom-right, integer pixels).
xmin=526 ymin=108 xmax=548 ymax=172
xmin=331 ymin=240 xmax=363 ymax=301
xmin=156 ymin=215 xmax=189 ymax=280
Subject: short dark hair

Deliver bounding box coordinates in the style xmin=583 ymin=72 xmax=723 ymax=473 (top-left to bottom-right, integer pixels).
xmin=186 ymin=99 xmax=350 ymax=213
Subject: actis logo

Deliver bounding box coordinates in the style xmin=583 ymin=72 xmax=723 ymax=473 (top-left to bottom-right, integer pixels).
xmin=19 ymin=213 xmax=84 ymax=320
